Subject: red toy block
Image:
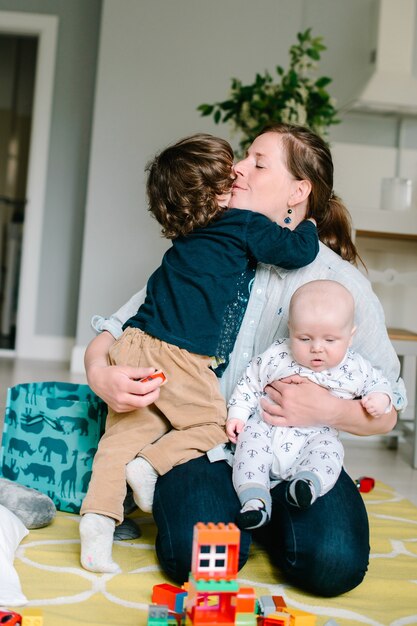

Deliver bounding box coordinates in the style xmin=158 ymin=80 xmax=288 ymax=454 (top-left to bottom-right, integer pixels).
xmin=140 ymin=370 xmax=167 ymax=385
xmin=355 ymin=476 xmax=375 ymax=493
xmin=236 ymin=586 xmax=256 ymax=613
xmin=0 ymin=610 xmax=22 ymax=625
xmin=152 ymin=583 xmax=187 ymax=614
xmin=272 ymin=596 xmax=287 ymax=610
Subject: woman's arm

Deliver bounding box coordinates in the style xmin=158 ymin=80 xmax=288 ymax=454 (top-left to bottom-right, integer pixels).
xmin=91 ymin=287 xmax=146 ymax=338
xmin=85 ymin=331 xmax=163 ymax=412
xmin=260 ymin=376 xmax=398 ymax=436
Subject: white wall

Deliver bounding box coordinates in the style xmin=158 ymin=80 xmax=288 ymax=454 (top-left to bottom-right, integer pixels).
xmin=75 ymin=0 xmax=380 ymax=362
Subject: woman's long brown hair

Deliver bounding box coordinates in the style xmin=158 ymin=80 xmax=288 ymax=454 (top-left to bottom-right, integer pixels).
xmin=260 ymin=123 xmax=361 ymax=265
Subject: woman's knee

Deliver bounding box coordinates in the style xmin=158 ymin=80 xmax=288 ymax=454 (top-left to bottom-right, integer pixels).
xmin=155 ymin=531 xmax=192 ymax=584
xmin=266 ymin=469 xmax=370 ymax=596
xmin=286 ymin=540 xmax=369 ymax=596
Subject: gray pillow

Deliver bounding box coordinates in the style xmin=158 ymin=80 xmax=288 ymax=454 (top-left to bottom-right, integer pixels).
xmin=0 ymin=478 xmax=56 ymax=529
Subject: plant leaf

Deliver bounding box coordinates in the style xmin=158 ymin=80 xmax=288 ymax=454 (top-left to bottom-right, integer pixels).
xmin=197 ymin=104 xmax=214 ymax=116
xmin=196 ymin=27 xmax=339 ymax=146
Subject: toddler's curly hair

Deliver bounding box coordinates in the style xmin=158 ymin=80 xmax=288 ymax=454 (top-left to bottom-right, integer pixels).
xmin=146 ymin=133 xmax=234 ymax=239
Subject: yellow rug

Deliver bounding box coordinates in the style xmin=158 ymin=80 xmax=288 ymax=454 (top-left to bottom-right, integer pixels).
xmin=14 ymin=481 xmax=417 ymax=626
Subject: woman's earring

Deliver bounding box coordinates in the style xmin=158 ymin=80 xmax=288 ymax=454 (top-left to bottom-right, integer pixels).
xmin=284 ymin=208 xmax=293 ymax=224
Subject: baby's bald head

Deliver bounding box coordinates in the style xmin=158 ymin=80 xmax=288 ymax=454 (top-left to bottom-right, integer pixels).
xmin=288 ymin=280 xmax=356 ymax=371
xmin=289 ymin=280 xmax=355 ymax=331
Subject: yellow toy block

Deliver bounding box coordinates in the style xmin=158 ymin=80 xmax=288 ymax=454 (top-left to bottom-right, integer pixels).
xmin=283 ymin=606 xmax=316 ymax=625
xmin=21 ymin=608 xmax=43 ymax=626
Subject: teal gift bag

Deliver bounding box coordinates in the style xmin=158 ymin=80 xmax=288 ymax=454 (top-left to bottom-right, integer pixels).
xmin=0 ymin=382 xmax=107 ymax=513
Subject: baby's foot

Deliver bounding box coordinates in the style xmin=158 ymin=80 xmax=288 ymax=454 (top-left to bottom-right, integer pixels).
xmin=236 ymin=498 xmax=270 ymax=530
xmin=79 ymin=513 xmax=120 ymax=573
xmin=126 ymin=457 xmax=158 ymax=513
xmin=113 ymin=518 xmax=141 ymax=541
xmin=286 ymin=478 xmax=316 ymax=509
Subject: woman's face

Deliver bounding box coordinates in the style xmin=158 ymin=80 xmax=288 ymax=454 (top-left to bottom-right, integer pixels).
xmin=231 ymin=132 xmax=308 ymax=227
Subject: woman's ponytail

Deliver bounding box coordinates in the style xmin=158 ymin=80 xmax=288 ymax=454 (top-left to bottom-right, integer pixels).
xmin=316 ymin=194 xmax=362 ymax=265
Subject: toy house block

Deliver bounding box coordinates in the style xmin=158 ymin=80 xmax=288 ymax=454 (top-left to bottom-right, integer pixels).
xmin=236 ymin=586 xmax=256 ymax=613
xmin=191 ymin=522 xmax=240 ymax=581
xmin=21 ymin=609 xmax=43 ymax=626
xmin=147 ymin=604 xmax=169 ymax=626
xmin=283 ymin=607 xmax=317 ymax=625
xmin=152 ymin=583 xmax=187 ymax=614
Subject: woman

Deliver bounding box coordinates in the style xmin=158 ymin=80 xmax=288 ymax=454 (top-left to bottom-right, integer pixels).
xmin=84 ymin=123 xmax=405 ymax=596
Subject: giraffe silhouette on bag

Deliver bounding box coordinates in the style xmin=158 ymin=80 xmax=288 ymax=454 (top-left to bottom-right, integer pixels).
xmin=60 ymin=450 xmax=78 ymax=499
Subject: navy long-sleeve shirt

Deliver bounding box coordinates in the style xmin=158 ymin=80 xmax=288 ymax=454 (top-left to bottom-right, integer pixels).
xmin=124 ymin=209 xmax=318 ymax=366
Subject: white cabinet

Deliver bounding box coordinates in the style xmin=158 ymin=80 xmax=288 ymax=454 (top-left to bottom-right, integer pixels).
xmin=349 ymin=208 xmax=417 ymax=237
xmin=350 ymin=210 xmax=417 ymax=467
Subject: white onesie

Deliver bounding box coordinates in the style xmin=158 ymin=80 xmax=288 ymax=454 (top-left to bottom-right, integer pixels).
xmin=228 ymin=339 xmax=393 ymax=506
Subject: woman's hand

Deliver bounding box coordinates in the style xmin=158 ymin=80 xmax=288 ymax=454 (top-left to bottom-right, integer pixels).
xmin=260 ymin=375 xmax=398 ymax=436
xmin=261 ymin=375 xmax=340 ymax=427
xmin=85 ymin=332 xmax=163 ymax=412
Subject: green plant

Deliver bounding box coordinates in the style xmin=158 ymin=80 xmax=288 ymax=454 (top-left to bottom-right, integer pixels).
xmin=198 ymin=28 xmax=339 ymax=156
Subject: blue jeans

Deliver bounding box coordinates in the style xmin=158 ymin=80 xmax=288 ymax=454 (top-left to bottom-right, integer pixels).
xmin=152 ymin=456 xmax=369 ymax=597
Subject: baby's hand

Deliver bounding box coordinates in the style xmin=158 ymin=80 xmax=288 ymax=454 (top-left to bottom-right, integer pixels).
xmin=361 ymin=392 xmax=391 ymax=418
xmin=226 ymin=418 xmax=245 ymax=443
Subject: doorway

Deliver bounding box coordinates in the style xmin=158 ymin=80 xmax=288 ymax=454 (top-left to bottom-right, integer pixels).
xmin=0 ymin=12 xmax=58 ymax=360
xmin=0 ymin=34 xmax=37 ymax=349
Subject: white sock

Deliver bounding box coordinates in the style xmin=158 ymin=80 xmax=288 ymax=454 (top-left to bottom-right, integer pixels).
xmin=79 ymin=513 xmax=120 ymax=573
xmin=126 ymin=457 xmax=158 ymax=513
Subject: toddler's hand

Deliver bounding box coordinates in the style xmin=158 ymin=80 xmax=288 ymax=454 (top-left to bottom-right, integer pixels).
xmin=226 ymin=418 xmax=245 ymax=444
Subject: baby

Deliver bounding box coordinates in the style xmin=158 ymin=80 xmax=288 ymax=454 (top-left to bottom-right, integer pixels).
xmin=227 ymin=279 xmax=393 ymax=530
